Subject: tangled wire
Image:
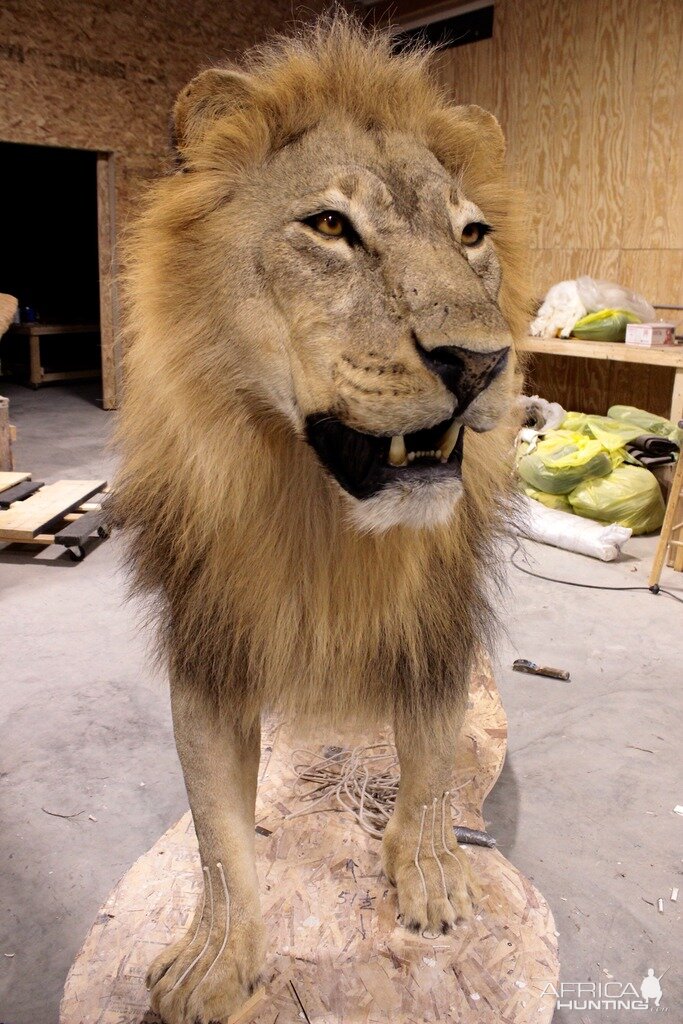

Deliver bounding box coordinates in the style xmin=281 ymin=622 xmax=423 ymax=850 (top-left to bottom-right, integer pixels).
xmin=290 ymin=743 xmax=400 ymax=839
xmin=287 ymin=741 xmax=496 ymax=849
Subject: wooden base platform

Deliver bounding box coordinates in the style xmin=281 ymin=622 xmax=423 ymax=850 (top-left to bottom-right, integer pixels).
xmin=60 ymin=657 xmax=559 ymax=1023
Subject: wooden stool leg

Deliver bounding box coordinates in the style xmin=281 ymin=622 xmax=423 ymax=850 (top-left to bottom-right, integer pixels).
xmin=649 ymin=454 xmax=683 ymax=589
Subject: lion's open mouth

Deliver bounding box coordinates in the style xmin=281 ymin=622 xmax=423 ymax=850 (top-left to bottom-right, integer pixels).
xmin=305 ymin=413 xmax=464 ymax=500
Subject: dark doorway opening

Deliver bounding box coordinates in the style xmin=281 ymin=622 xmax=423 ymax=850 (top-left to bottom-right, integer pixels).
xmin=0 ymin=141 xmax=102 ymax=389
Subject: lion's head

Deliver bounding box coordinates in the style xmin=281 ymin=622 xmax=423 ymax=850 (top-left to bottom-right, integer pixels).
xmin=126 ymin=16 xmax=526 ymax=534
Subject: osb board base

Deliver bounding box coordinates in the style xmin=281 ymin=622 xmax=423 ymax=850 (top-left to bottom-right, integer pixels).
xmin=60 ymin=657 xmax=559 ymax=1024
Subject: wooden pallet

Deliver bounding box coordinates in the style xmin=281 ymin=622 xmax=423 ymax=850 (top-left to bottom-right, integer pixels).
xmin=0 ymin=471 xmax=31 ymax=493
xmin=0 ymin=476 xmax=109 ymax=560
xmin=60 ymin=656 xmax=560 ymax=1024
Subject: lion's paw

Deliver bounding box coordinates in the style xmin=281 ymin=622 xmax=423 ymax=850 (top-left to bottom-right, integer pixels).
xmin=147 ymin=915 xmax=266 ymax=1024
xmin=382 ymin=799 xmax=474 ymax=935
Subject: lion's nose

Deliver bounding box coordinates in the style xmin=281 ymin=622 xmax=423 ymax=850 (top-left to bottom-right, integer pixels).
xmin=415 ymin=337 xmax=510 ymax=412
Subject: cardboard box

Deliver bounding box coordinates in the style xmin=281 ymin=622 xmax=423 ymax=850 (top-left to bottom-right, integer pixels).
xmin=625 ymin=322 xmax=676 ymax=347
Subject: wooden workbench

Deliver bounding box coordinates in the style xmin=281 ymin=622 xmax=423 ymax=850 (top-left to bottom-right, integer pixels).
xmin=518 ymin=335 xmax=683 ymax=421
xmin=7 ymin=323 xmax=100 ymax=387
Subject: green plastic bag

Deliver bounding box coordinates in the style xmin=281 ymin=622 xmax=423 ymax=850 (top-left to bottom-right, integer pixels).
xmin=521 ymin=483 xmax=572 ymax=512
xmin=561 ymin=411 xmax=643 ymax=452
xmin=568 ymin=465 xmax=665 ymax=534
xmin=517 ymin=431 xmax=613 ymax=494
xmin=571 ymin=308 xmax=641 ymax=342
xmin=607 ymin=405 xmax=683 ymax=445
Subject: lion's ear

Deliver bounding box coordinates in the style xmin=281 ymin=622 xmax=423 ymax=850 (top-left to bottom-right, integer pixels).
xmin=453 ymin=105 xmax=505 ymax=164
xmin=172 ymin=68 xmax=255 ymax=158
xmin=428 ymin=103 xmax=506 ymax=180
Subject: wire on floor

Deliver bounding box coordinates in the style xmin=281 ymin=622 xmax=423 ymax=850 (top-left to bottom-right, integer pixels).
xmin=509 ymin=537 xmax=683 ymax=605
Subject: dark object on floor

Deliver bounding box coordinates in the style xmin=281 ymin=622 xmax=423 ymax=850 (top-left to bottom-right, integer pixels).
xmin=55 ymin=506 xmax=111 ymax=561
xmin=454 ymin=825 xmax=496 ymax=848
xmin=513 ymin=658 xmax=571 ymax=681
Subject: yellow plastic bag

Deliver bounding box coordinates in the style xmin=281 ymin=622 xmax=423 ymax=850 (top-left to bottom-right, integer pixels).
xmin=561 ymin=411 xmax=642 ymax=452
xmin=607 ymin=405 xmax=683 ymax=445
xmin=571 ymin=308 xmax=640 ymax=342
xmin=568 ymin=465 xmax=665 ymax=534
xmin=521 ymin=483 xmax=572 ymax=512
xmin=517 ymin=430 xmax=612 ymax=494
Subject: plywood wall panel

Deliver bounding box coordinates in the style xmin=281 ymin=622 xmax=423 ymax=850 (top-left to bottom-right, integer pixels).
xmin=527 ymin=356 xmax=674 ymax=420
xmin=618 ymin=250 xmax=683 ymax=309
xmin=437 ymin=0 xmax=682 ymax=414
xmin=438 ymin=1 xmax=683 ymax=301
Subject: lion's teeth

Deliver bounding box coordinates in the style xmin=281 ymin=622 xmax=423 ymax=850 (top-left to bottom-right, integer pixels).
xmin=389 ymin=435 xmax=408 ymax=467
xmin=439 ymin=421 xmax=462 ymax=460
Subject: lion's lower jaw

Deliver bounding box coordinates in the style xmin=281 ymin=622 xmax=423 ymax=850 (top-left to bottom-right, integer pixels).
xmin=343 ymin=477 xmax=464 ymax=533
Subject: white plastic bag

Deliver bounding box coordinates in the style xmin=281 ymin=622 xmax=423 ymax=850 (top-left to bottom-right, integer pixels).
xmin=576 ymin=276 xmax=655 ymax=323
xmin=530 ymin=280 xmax=587 ymax=338
xmin=516 ymin=496 xmax=632 ymax=561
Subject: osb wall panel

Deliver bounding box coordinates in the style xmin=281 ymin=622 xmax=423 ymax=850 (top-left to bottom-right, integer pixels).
xmin=436 ymin=0 xmax=683 ymax=414
xmin=0 ymin=0 xmax=327 ymax=406
xmin=0 ymin=0 xmax=327 ymax=209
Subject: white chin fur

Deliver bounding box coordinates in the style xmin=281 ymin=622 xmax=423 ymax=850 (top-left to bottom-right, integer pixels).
xmin=343 ymin=477 xmax=464 ymax=534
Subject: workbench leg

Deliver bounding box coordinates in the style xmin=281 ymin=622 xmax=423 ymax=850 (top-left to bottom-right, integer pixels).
xmin=649 ymin=450 xmax=683 ymax=588
xmin=29 ymin=330 xmax=42 ymax=388
xmin=671 ymin=367 xmax=683 ymax=424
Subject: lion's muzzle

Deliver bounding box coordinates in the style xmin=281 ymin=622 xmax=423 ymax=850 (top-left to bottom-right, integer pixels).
xmin=414 ymin=336 xmax=510 ymax=415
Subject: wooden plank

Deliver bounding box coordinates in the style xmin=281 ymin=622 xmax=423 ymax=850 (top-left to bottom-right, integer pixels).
xmin=55 ymin=507 xmax=107 ymax=546
xmin=0 ymin=471 xmax=30 ymax=493
xmin=0 ymin=480 xmax=44 ymax=509
xmin=671 ymin=367 xmax=683 ymax=423
xmin=0 ymin=479 xmax=106 ymax=541
xmin=41 ymin=369 xmax=101 ymax=384
xmin=9 ymin=324 xmax=99 ymax=335
xmin=28 ymin=329 xmax=42 ymax=387
xmin=0 ymin=397 xmax=12 ymax=472
xmin=97 ymin=152 xmax=119 ymax=411
xmin=519 ymin=335 xmax=683 ymax=367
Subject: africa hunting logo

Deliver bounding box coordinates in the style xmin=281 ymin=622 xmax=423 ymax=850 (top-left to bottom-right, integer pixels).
xmin=542 ymin=968 xmax=668 ymax=1011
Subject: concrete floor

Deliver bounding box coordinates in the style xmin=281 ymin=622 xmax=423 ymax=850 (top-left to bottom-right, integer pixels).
xmin=0 ymin=380 xmax=681 ymax=1024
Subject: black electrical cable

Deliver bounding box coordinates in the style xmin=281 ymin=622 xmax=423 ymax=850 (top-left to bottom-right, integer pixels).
xmin=510 ymin=538 xmax=683 ymax=605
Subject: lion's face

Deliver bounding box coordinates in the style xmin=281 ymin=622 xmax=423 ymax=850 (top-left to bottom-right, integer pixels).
xmin=163 ymin=44 xmax=523 ymax=534
xmin=219 ymin=122 xmax=514 ymax=530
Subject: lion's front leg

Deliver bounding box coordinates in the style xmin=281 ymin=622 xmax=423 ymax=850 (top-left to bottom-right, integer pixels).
xmin=148 ymin=679 xmax=266 ymax=1024
xmin=382 ymin=706 xmax=474 ymax=935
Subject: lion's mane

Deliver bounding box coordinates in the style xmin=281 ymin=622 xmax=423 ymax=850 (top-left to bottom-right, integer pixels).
xmin=114 ymin=15 xmax=528 ymax=739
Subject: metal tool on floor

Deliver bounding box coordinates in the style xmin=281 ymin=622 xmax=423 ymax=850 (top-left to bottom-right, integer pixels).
xmin=512 ymin=658 xmax=571 ymax=681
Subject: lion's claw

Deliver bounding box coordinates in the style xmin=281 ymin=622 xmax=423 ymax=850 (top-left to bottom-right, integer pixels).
xmin=382 ymin=803 xmax=474 ymax=935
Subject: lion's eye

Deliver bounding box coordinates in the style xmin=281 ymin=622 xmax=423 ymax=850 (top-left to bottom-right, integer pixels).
xmin=461 ymin=222 xmax=491 ymax=247
xmin=308 ymin=211 xmax=348 ymax=238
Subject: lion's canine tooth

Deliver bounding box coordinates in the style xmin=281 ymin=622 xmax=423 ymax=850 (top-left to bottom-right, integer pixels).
xmin=439 ymin=420 xmax=462 ymax=460
xmin=389 ymin=435 xmax=407 ymax=467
